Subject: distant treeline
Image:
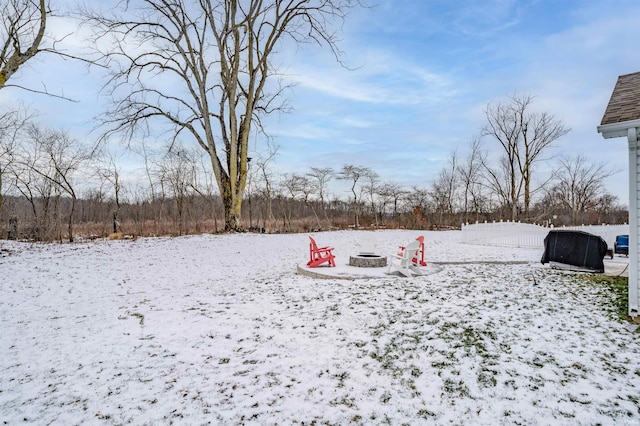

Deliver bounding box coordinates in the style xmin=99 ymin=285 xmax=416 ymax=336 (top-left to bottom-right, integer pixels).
xmin=0 ymin=189 xmax=627 ymax=242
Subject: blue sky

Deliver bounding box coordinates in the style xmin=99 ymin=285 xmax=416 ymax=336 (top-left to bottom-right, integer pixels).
xmin=2 ymin=0 xmax=639 ymax=205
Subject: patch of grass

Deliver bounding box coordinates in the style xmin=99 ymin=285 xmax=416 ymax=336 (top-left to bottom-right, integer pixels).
xmin=379 ymin=391 xmax=392 ymax=404
xmin=600 ymin=354 xmax=629 ymax=375
xmin=417 ymin=408 xmax=436 ymax=418
xmin=327 ymin=304 xmax=341 ymax=314
xmin=431 ymin=359 xmax=455 ymax=369
xmin=582 ymin=275 xmax=630 ymax=322
xmin=130 ymin=312 xmax=145 ymax=326
xmin=331 ymin=371 xmax=349 ymax=388
xmin=558 ymin=410 xmax=575 ymax=418
xmin=503 ymin=378 xmax=517 ymax=390
xmin=330 ymin=395 xmax=356 ymax=408
xmin=568 ymin=394 xmax=592 ymax=405
xmin=443 ymin=378 xmax=470 ymax=398
xmin=459 ymin=327 xmax=489 ymax=355
xmin=409 ymin=365 xmax=422 ymax=377
xmin=477 ymin=368 xmax=498 ymax=388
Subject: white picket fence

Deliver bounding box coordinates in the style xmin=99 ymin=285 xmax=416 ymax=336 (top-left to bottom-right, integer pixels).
xmin=461 ymin=221 xmax=629 ymax=249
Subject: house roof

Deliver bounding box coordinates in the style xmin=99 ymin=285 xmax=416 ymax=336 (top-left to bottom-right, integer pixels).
xmin=600 ymin=71 xmax=640 ymax=126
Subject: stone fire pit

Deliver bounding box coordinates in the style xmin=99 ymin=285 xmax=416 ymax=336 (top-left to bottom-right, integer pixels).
xmin=349 ymin=253 xmax=387 ymax=268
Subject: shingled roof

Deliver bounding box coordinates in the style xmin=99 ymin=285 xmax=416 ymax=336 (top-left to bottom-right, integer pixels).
xmin=600 ymin=71 xmax=640 ymax=126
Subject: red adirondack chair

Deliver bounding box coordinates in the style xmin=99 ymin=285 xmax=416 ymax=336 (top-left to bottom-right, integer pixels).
xmin=307 ymin=236 xmax=336 ymax=267
xmin=398 ymin=235 xmax=427 ymax=266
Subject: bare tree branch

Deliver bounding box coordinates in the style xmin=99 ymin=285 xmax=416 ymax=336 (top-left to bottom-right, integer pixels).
xmin=1 ymin=0 xmax=95 ymax=100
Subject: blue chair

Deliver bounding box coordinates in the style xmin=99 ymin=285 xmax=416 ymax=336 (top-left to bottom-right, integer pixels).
xmin=614 ymin=235 xmax=629 ymax=256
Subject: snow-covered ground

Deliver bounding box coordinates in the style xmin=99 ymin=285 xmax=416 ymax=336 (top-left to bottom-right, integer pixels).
xmin=1 ymin=230 xmax=638 ymax=425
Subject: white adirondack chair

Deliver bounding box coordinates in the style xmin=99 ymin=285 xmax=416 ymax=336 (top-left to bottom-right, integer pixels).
xmin=387 ymin=240 xmax=423 ymax=277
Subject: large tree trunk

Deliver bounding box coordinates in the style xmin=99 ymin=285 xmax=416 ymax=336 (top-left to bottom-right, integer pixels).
xmin=524 ymin=173 xmax=531 ymax=220
xmin=222 ymin=181 xmax=243 ymax=232
xmin=510 ymin=178 xmax=518 ymax=221
xmin=68 ymin=194 xmax=76 ymax=243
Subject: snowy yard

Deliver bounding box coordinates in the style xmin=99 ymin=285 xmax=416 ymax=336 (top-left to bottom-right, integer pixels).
xmin=1 ymin=230 xmax=639 ymax=425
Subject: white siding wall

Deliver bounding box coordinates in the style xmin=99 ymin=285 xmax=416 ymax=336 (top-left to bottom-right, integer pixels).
xmin=631 ymin=136 xmax=640 ymax=315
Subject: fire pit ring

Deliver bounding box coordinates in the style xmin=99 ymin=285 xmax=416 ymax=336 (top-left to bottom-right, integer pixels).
xmin=349 ymin=253 xmax=387 ymax=268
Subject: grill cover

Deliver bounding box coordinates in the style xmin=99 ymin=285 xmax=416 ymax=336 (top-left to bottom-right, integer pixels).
xmin=540 ymin=230 xmax=607 ymax=273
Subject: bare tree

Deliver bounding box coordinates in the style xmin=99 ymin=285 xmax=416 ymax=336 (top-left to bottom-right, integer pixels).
xmin=431 ymin=150 xmax=458 ymax=227
xmin=405 ymin=186 xmax=430 ymax=228
xmin=190 ymin=149 xmax=221 ymax=232
xmin=139 ymin=140 xmax=165 ymax=234
xmin=457 ymin=137 xmax=484 ymax=224
xmin=482 ymin=98 xmax=522 ymax=220
xmin=298 ymin=174 xmax=321 ymax=229
xmin=157 ymin=145 xmax=197 ymax=235
xmin=12 ymin=155 xmax=55 ymax=240
xmin=307 ymin=166 xmax=334 ymax=227
xmin=80 ymin=186 xmax=108 ymax=227
xmin=280 ymin=173 xmax=306 ymax=232
xmin=11 ymin=124 xmax=86 ymax=241
xmin=483 ymin=93 xmax=569 ymax=220
xmin=254 ymin=142 xmax=279 ymax=230
xmin=377 ymin=182 xmax=406 ymax=227
xmin=0 ymin=106 xmax=32 ymax=220
xmin=361 ymin=169 xmax=380 ymax=227
xmin=83 ymin=0 xmax=365 ymax=231
xmin=548 ymin=155 xmax=616 ymax=225
xmin=25 ymin=125 xmax=88 ymax=242
xmin=95 ymin=153 xmax=124 ymax=234
xmin=481 ymin=153 xmax=520 ymax=219
xmin=338 ymin=164 xmax=370 ymax=229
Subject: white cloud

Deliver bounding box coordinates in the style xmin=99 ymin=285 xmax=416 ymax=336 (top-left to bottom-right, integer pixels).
xmin=451 ymin=0 xmax=526 ymax=36
xmin=283 ymin=46 xmax=455 ymax=108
